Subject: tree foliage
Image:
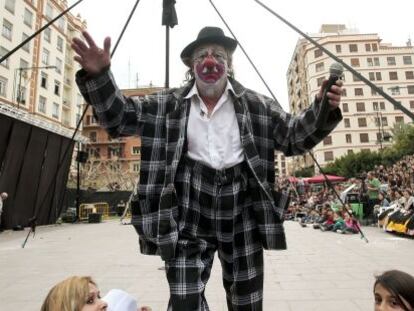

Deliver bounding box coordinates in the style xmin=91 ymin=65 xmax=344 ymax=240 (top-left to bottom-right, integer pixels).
xmin=323 ymin=123 xmax=414 ymax=178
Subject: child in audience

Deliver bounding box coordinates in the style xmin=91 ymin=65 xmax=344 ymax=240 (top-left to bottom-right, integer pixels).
xmin=374 ymin=270 xmax=414 ymax=311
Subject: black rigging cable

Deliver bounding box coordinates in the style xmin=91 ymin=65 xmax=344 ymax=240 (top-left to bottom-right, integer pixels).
xmin=208 ymin=0 xmax=369 ymax=242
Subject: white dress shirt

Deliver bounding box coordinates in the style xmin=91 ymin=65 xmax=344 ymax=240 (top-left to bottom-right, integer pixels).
xmin=185 ymin=81 xmax=244 ymax=170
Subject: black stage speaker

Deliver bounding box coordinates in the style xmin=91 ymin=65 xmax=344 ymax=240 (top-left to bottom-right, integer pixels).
xmin=346 ymin=192 xmax=360 ymax=204
xmin=88 ymin=213 xmax=102 ymax=223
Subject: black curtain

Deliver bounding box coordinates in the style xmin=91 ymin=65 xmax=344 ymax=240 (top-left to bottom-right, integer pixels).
xmin=0 ymin=114 xmax=75 ymax=229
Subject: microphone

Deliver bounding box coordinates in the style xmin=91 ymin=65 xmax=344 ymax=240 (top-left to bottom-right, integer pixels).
xmin=315 ymin=62 xmax=343 ymax=128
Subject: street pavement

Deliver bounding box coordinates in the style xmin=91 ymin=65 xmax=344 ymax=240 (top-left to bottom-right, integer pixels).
xmin=0 ymin=219 xmax=413 ymax=311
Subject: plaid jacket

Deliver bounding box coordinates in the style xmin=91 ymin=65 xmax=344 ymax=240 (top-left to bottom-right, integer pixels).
xmin=76 ymin=70 xmax=342 ymax=260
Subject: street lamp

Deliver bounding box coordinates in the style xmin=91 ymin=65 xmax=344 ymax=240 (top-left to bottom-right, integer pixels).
xmin=15 ymin=65 xmax=57 ymax=109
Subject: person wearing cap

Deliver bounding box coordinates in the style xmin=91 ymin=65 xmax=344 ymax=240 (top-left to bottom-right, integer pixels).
xmin=73 ymin=26 xmax=343 ymax=310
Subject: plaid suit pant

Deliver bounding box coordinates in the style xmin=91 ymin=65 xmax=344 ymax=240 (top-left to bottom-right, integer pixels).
xmin=166 ymin=157 xmax=264 ymax=311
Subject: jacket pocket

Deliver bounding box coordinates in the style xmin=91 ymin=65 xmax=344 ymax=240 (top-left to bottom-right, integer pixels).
xmin=272 ymin=190 xmax=290 ymax=222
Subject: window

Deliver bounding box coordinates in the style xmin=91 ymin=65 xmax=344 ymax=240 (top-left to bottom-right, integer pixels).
xmin=408 ymin=85 xmax=414 ymax=94
xmin=52 ymin=102 xmax=59 ymax=118
xmin=410 ymin=101 xmax=414 ymax=109
xmin=54 ymin=80 xmax=60 ymax=95
xmin=344 ymin=118 xmax=350 ymax=128
xmin=44 ymin=28 xmax=51 ymax=42
xmin=133 ymin=163 xmax=140 ymax=172
xmin=55 ymin=57 xmax=62 ymax=74
xmin=369 ymin=72 xmax=382 ymax=81
xmin=2 ymin=19 xmax=13 ymax=40
xmin=406 ymin=71 xmax=414 ymax=80
xmin=390 ymin=86 xmax=400 ymax=95
xmin=40 ymin=72 xmax=48 ymax=88
xmin=349 ymin=44 xmax=358 ymax=52
xmin=24 ymin=9 xmax=33 ymax=28
xmin=324 ymin=151 xmax=334 ymax=162
xmin=335 ymin=45 xmax=342 ymax=53
xmin=373 ymin=102 xmax=379 ymax=111
xmin=341 ymin=89 xmax=347 ymax=97
xmin=132 ymin=146 xmax=141 ymax=155
xmin=374 ymin=58 xmax=380 ymax=66
xmin=371 ymin=86 xmax=383 ymax=96
xmin=367 ymin=58 xmax=373 ymax=67
xmin=314 ymin=49 xmax=323 ymax=58
xmin=387 ymin=57 xmax=396 ymax=66
xmin=342 ymin=103 xmax=349 ymax=112
xmin=5 ymin=0 xmax=15 ymax=14
xmin=376 ymin=133 xmax=382 ymax=142
xmin=89 ymin=131 xmax=97 ymax=142
xmin=345 ymin=134 xmax=352 ymax=143
xmin=353 ymin=74 xmax=361 ymax=82
xmin=323 ymin=136 xmax=332 ymax=145
xmin=403 ymin=56 xmax=412 ymax=65
xmin=395 ymin=116 xmax=404 ymax=123
xmin=354 ymin=88 xmax=364 ymax=96
xmin=381 ymin=117 xmax=388 ymax=126
xmin=22 ymin=33 xmax=30 ymax=52
xmin=38 ymin=96 xmax=47 ymax=113
xmin=351 ymin=58 xmax=360 ymax=67
xmin=0 ymin=76 xmax=8 ymax=96
xmin=356 ymin=102 xmax=365 ymax=112
xmin=57 ymin=36 xmax=64 ymax=52
xmin=358 ymin=118 xmax=367 ymax=127
xmin=360 ymin=133 xmax=369 ymax=143
xmin=389 ymin=72 xmax=398 ymax=80
xmin=315 ymin=62 xmax=324 ymax=72
xmin=348 ymin=150 xmax=354 ymax=154
xmin=45 ymin=2 xmax=53 ymax=19
xmin=372 ymin=44 xmax=378 ymax=51
xmin=317 ymin=77 xmax=325 ymax=87
xmin=58 ymin=17 xmax=65 ymax=31
xmin=0 ymin=47 xmax=10 ymax=68
xmin=42 ymin=48 xmax=49 ymax=65
xmin=17 ymin=85 xmax=26 ymax=104
xmin=365 ymin=43 xmax=371 ymax=52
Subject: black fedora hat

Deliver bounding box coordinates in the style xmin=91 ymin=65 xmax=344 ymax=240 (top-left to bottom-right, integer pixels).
xmin=181 ymin=26 xmax=238 ymax=67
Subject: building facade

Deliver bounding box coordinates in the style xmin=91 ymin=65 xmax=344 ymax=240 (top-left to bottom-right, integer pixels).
xmin=81 ymin=87 xmax=163 ymax=190
xmin=287 ymin=24 xmax=414 ymax=171
xmin=0 ymin=0 xmax=86 ymax=134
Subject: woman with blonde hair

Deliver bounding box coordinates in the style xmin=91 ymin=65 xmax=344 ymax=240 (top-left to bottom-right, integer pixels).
xmin=41 ymin=276 xmax=107 ymax=311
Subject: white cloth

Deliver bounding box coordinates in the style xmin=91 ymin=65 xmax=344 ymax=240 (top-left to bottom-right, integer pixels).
xmin=185 ymin=81 xmax=244 ymax=170
xmin=102 ymin=289 xmax=138 ymax=311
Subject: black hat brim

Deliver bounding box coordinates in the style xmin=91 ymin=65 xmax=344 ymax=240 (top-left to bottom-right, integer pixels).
xmin=180 ymin=36 xmax=237 ymax=67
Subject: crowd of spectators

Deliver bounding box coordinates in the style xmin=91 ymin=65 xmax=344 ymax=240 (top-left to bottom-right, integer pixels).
xmin=278 ymin=154 xmax=414 ymax=237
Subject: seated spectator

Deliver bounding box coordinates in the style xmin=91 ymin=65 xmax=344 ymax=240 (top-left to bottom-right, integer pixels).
xmin=337 ymin=212 xmax=359 ymax=234
xmin=41 ymin=276 xmax=151 ymax=311
xmin=320 ymin=210 xmax=335 ymax=231
xmin=374 ymin=270 xmax=414 ymax=311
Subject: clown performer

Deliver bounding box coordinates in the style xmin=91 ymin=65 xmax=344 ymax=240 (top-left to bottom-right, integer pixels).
xmin=73 ymin=27 xmax=343 ymax=311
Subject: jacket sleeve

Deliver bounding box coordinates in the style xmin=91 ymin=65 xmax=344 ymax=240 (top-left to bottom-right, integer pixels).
xmin=75 ymin=68 xmax=145 ymax=138
xmin=271 ymin=97 xmax=342 ymax=156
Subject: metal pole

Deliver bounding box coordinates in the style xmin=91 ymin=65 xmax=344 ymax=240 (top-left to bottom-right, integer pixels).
xmin=165 ymin=26 xmax=170 ymax=88
xmin=76 ymin=143 xmax=81 ymax=221
xmin=376 ymin=110 xmax=383 ymax=150
xmin=17 ymin=68 xmax=23 ymax=109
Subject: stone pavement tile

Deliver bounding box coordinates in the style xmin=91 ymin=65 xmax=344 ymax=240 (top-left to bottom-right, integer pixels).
xmin=288 ymin=299 xmax=361 ymax=311
xmin=279 ymin=280 xmax=334 ymax=290
xmin=263 ymin=300 xmax=290 ymax=311
xmin=313 ymin=288 xmax=372 ymax=300
xmin=353 ymin=299 xmax=374 ymax=310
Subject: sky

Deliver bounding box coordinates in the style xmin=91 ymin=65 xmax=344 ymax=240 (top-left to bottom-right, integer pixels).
xmin=70 ymin=0 xmax=414 ymax=110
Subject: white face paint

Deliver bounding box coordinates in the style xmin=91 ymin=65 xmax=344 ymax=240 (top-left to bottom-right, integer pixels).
xmin=192 ymin=44 xmax=229 ymax=100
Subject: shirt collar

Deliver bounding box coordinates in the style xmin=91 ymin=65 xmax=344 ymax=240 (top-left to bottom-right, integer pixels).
xmin=184 ymin=79 xmax=234 ymax=100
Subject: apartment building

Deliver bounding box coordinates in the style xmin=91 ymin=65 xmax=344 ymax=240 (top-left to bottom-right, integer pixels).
xmin=0 ymin=0 xmax=86 ymax=135
xmin=81 ymin=87 xmax=164 ymax=189
xmin=287 ymin=24 xmax=414 ymax=172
